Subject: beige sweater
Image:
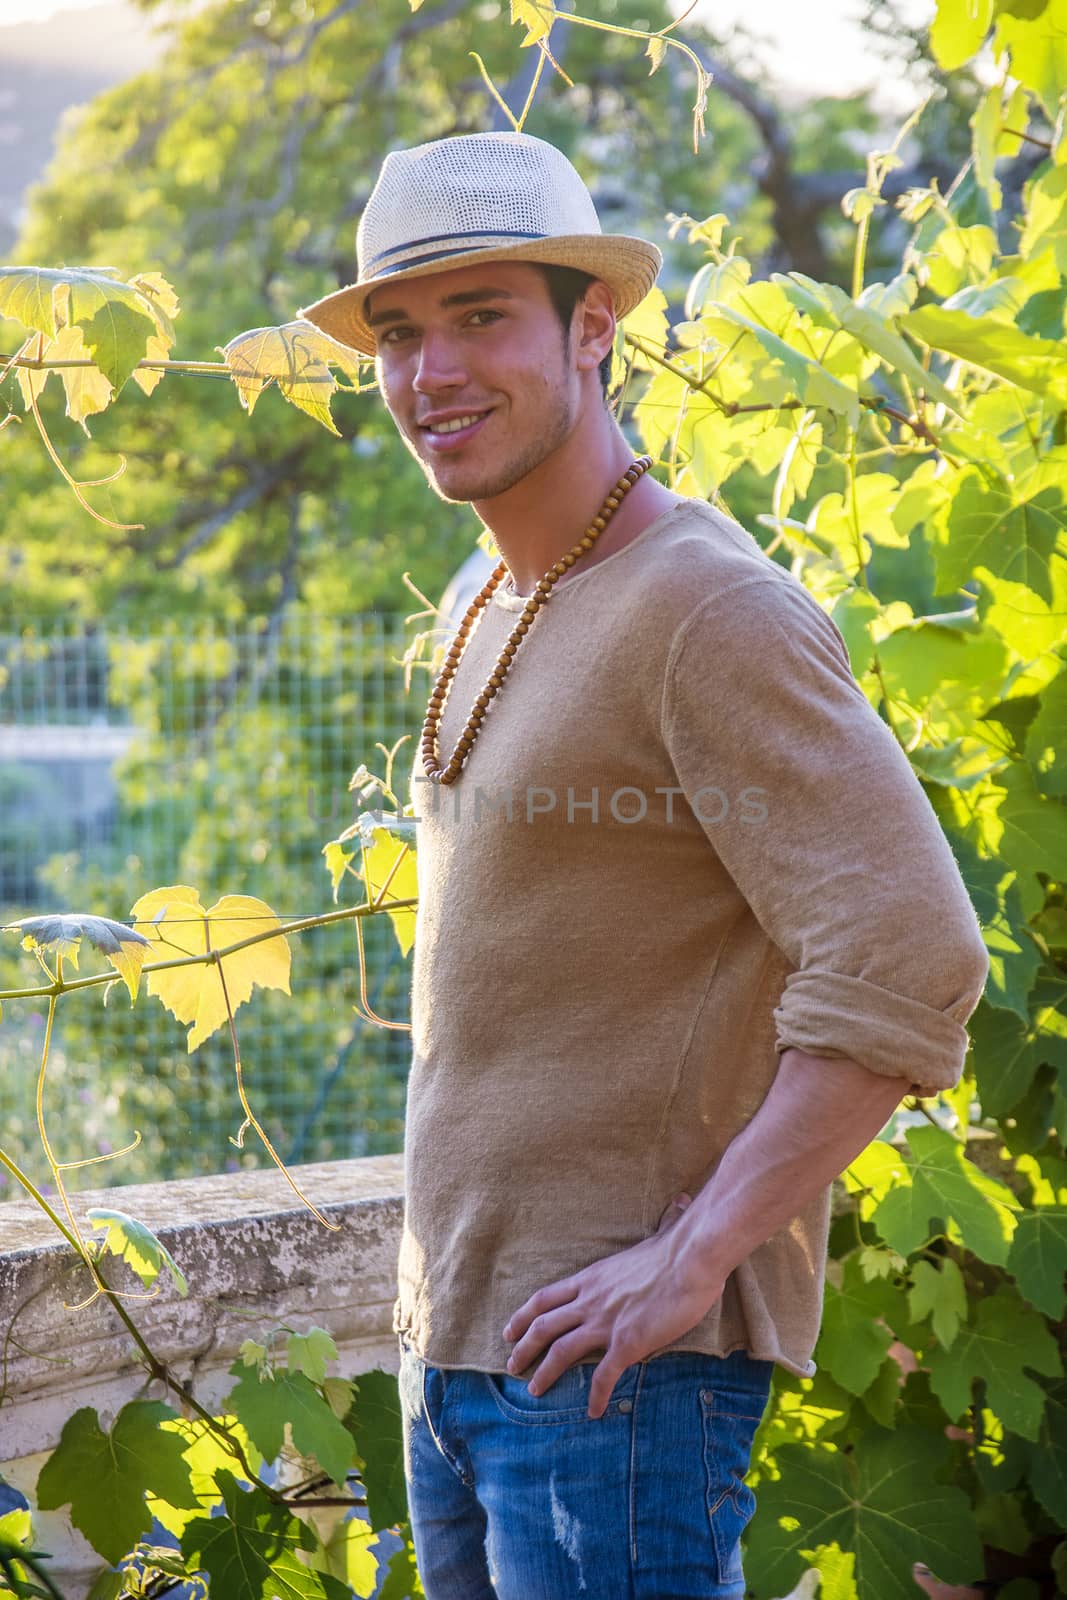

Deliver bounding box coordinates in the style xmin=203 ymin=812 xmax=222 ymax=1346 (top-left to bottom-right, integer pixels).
xmin=393 ymin=496 xmax=990 ymax=1377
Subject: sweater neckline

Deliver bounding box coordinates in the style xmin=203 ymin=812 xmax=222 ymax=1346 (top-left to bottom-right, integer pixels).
xmin=490 ymin=497 xmax=695 ymax=613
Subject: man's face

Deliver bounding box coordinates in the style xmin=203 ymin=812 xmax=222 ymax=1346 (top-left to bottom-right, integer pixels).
xmin=368 ymin=260 xmax=585 ymax=504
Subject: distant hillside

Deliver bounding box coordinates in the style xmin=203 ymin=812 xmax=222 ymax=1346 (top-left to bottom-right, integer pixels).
xmin=0 ymin=2 xmax=166 ymax=254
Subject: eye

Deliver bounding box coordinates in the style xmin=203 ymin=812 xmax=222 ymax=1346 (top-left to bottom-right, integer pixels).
xmin=467 ymin=308 xmax=502 ymax=327
xmin=379 ymin=325 xmax=416 ymax=347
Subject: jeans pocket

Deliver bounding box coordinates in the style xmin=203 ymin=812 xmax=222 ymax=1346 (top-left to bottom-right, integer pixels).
xmin=699 ymin=1383 xmax=768 ymax=1587
xmin=483 ymin=1361 xmax=599 ymax=1424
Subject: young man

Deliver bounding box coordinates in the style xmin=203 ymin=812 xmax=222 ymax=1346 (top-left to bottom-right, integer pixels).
xmin=299 ymin=132 xmax=990 ymax=1599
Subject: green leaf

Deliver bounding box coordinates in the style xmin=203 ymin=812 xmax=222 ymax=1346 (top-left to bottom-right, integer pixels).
xmin=904 ymin=305 xmax=1067 ymax=399
xmin=1025 ymin=664 xmax=1067 ymax=797
xmin=1019 ymin=164 xmax=1067 ymax=272
xmin=946 ymin=832 xmax=1040 ymax=1021
xmin=377 ymin=1535 xmax=424 ymax=1600
xmin=87 ymin=1209 xmax=188 ymax=1295
xmin=872 ymin=1124 xmax=1020 ymax=1264
xmin=746 ymin=1427 xmax=982 ymax=1600
xmin=182 ymin=1470 xmax=344 ymax=1600
xmin=781 ymin=274 xmax=958 ymax=412
xmin=1030 ymin=1378 xmax=1067 ymax=1525
xmin=972 ymin=84 xmax=1005 ymax=210
xmin=989 ymin=760 xmax=1067 ymax=886
xmin=36 ymin=1402 xmax=198 ymax=1564
xmin=995 ymin=0 xmax=1067 ymax=115
xmin=908 ymin=1257 xmax=968 ymax=1348
xmin=698 ymin=301 xmax=862 ymax=426
xmin=1008 ymin=1206 xmax=1067 ymax=1316
xmin=818 ymin=1257 xmax=896 ymax=1394
xmin=287 ymin=1327 xmax=338 ymax=1386
xmin=77 ymin=297 xmax=158 ymax=392
xmin=228 ymin=1366 xmax=355 ymax=1489
xmin=926 ymin=1288 xmax=1062 ymax=1440
xmin=348 ymin=1369 xmax=408 ymax=1532
xmin=930 ymin=0 xmax=994 ymax=70
xmin=148 ymin=1413 xmax=261 ymax=1540
xmin=7 ymin=912 xmax=150 ymax=1002
xmin=937 ymin=468 xmax=1066 ymax=602
xmin=971 ymin=1000 xmax=1044 ymax=1116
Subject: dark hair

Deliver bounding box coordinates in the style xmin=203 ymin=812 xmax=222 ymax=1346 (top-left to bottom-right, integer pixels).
xmin=535 ymin=264 xmax=613 ymax=400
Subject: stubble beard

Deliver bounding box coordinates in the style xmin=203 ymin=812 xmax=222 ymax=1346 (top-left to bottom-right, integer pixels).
xmin=415 ymin=387 xmax=578 ymax=506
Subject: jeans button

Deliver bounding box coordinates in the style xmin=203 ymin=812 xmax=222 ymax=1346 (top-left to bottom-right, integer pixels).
xmin=617 ymin=1397 xmax=633 ymax=1413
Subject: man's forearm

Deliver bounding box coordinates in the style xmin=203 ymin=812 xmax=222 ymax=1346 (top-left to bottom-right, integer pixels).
xmin=667 ymin=1047 xmax=910 ymax=1298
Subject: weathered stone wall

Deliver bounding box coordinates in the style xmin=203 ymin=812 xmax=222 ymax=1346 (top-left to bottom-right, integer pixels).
xmin=0 ymin=1155 xmax=405 ymax=1596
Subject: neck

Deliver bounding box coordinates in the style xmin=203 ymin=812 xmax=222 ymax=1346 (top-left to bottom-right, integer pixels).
xmin=471 ymin=410 xmax=678 ymax=594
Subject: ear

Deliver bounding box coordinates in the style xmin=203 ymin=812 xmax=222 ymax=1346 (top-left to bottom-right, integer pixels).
xmin=572 ymin=279 xmax=616 ymax=375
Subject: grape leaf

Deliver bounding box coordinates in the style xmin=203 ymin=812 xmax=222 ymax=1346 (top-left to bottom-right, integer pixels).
xmin=1025 ymin=664 xmax=1067 ymax=798
xmin=995 ymin=0 xmax=1067 ymax=115
xmin=87 ymin=1208 xmax=188 ymax=1295
xmin=127 ymin=886 xmax=291 ymax=1051
xmin=1007 ymin=1206 xmax=1067 ymax=1317
xmin=510 ymin=0 xmax=555 ymax=44
xmin=347 ymin=1369 xmax=408 ymax=1533
xmin=746 ymin=1426 xmax=982 ymax=1600
xmin=313 ymin=1515 xmax=380 ymax=1596
xmin=937 ymin=469 xmax=1067 ymax=603
xmin=8 ymin=912 xmax=150 ymax=1002
xmin=817 ymin=1257 xmax=896 ymax=1394
xmin=926 ymin=1288 xmax=1062 ymax=1440
xmin=946 ymin=829 xmax=1040 ymax=1021
xmin=377 ymin=1535 xmax=423 ymax=1600
xmin=77 ymin=297 xmax=158 ymax=393
xmin=1029 ymin=1378 xmax=1067 ymax=1525
xmin=181 ymin=1471 xmax=349 ymax=1600
xmin=287 ymin=1328 xmax=338 ymax=1386
xmin=148 ymin=1414 xmax=262 ymax=1540
xmin=36 ymin=1402 xmax=198 ymax=1564
xmin=871 ymin=1124 xmax=1019 ymax=1265
xmin=930 ymin=0 xmax=994 ymax=69
xmin=218 ymin=320 xmax=367 ymax=437
xmin=228 ymin=1366 xmax=355 ymax=1489
xmin=355 ymin=829 xmax=416 ymax=957
xmin=908 ymin=1257 xmax=967 ymax=1349
xmin=15 ymin=322 xmax=114 ymax=430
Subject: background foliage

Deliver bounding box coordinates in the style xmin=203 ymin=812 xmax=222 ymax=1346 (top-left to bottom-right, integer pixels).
xmin=1 ymin=0 xmax=1066 ymax=1594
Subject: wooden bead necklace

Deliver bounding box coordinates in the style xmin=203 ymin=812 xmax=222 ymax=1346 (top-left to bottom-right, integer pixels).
xmin=421 ymin=455 xmax=654 ymax=786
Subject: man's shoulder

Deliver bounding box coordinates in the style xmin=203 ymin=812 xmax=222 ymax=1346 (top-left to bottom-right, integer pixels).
xmin=623 ymin=495 xmax=801 ymax=622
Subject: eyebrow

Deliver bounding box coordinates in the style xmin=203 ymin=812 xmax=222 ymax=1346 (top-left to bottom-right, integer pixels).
xmin=366 ymin=286 xmax=517 ymax=329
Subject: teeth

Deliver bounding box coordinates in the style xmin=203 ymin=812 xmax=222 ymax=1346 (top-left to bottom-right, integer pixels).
xmin=428 ymin=413 xmax=486 ymax=435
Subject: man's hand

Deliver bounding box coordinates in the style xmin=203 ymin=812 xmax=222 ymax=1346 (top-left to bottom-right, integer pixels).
xmin=500 ymin=1192 xmax=722 ymax=1420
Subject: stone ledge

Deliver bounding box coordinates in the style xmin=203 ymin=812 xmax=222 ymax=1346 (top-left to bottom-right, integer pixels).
xmin=0 ymin=1153 xmax=406 ymax=1592
xmin=1 ymin=1154 xmax=405 ymax=1430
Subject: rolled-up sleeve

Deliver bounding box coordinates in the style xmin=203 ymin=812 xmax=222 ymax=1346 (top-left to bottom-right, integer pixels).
xmin=661 ymin=573 xmax=990 ymax=1097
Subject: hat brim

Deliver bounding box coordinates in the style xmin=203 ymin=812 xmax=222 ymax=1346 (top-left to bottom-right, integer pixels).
xmin=296 ymin=234 xmax=662 ymax=358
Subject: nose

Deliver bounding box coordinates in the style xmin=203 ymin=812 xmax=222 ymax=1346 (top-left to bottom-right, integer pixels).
xmin=412 ymin=328 xmax=467 ymax=395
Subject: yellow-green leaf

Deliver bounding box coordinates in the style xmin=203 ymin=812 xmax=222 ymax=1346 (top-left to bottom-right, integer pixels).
xmin=15 ymin=322 xmax=115 ymax=430
xmin=128 ymin=886 xmax=292 ymax=1051
xmin=930 ymin=0 xmax=994 ymax=70
xmin=218 ymin=319 xmax=369 ymax=435
xmin=357 ymin=830 xmax=417 ymax=956
xmin=510 ymin=0 xmax=555 ymax=44
xmin=87 ymin=1208 xmax=188 ymax=1296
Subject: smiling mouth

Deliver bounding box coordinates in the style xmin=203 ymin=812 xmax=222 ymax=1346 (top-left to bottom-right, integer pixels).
xmin=420 ymin=411 xmax=492 ymax=439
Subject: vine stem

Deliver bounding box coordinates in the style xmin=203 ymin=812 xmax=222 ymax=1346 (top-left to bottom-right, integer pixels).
xmin=212 ymin=944 xmax=339 ymax=1231
xmin=0 ymin=898 xmax=418 ymax=1003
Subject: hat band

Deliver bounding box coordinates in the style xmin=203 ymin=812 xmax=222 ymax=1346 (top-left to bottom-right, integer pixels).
xmin=365 ymin=228 xmax=549 ymax=277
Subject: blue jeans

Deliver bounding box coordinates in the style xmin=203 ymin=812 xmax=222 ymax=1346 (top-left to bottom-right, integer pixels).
xmin=397 ymin=1334 xmax=773 ymax=1599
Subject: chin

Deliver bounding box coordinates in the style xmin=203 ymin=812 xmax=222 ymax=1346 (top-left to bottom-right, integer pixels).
xmin=424 ymin=463 xmax=521 ymax=505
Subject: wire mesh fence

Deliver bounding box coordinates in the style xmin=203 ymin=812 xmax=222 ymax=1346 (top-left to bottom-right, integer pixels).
xmin=0 ymin=613 xmax=426 ymax=1198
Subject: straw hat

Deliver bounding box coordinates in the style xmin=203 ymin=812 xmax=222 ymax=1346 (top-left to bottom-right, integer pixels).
xmin=297 ymin=131 xmax=663 ymax=357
